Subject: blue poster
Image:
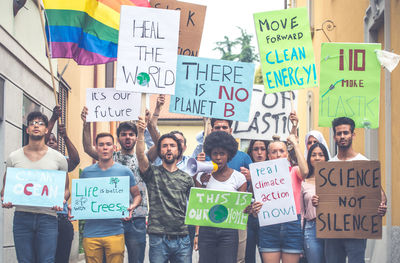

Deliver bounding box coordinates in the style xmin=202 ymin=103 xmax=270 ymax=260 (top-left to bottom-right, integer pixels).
xmin=71 ymin=176 xmax=130 ymax=220
xmin=169 ymin=55 xmax=255 ymax=121
xmin=3 ymin=167 xmax=66 ymax=207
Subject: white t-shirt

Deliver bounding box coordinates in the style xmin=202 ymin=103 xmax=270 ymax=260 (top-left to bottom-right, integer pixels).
xmin=6 ymin=147 xmax=68 ymax=216
xmin=330 ymin=153 xmax=368 ymax=161
xmin=206 ymin=170 xmax=246 ymax=192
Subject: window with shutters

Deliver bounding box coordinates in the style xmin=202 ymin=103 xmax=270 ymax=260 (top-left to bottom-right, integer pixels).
xmin=57 ymin=81 xmax=68 ymax=155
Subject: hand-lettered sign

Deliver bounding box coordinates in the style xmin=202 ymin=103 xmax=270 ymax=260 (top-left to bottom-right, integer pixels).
xmin=3 ymin=168 xmax=66 ymax=207
xmin=319 ymin=43 xmax=381 ymax=128
xmin=315 ymin=161 xmax=382 ymax=239
xmin=86 ymin=88 xmax=141 ymax=122
xmin=71 ymin=177 xmax=130 ymax=220
xmin=116 ymin=6 xmax=180 ymax=94
xmin=254 ymin=7 xmax=316 ymax=94
xmin=169 ymin=55 xmax=255 ymax=121
xmin=150 ymin=0 xmax=206 ymax=57
xmin=185 ymin=187 xmax=252 ymax=230
xmin=249 ymin=158 xmax=297 ymax=226
xmin=232 ymin=85 xmax=298 ymax=140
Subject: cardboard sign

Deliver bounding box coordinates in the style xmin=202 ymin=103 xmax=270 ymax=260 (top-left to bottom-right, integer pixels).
xmin=319 ymin=43 xmax=381 ymax=128
xmin=185 ymin=187 xmax=252 ymax=230
xmin=150 ymin=0 xmax=206 ymax=57
xmin=116 ymin=6 xmax=180 ymax=94
xmin=71 ymin=177 xmax=130 ymax=220
xmin=254 ymin=7 xmax=316 ymax=94
xmin=250 ymin=158 xmax=297 ymax=226
xmin=86 ymin=88 xmax=141 ymax=122
xmin=169 ymin=55 xmax=255 ymax=121
xmin=232 ymin=86 xmax=298 ymax=140
xmin=315 ymin=161 xmax=382 ymax=239
xmin=3 ymin=168 xmax=66 ymax=207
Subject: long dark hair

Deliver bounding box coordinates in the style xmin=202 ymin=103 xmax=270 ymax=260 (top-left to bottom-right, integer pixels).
xmin=306 ymin=143 xmax=330 ymax=178
xmin=247 ymin=140 xmax=269 ymax=162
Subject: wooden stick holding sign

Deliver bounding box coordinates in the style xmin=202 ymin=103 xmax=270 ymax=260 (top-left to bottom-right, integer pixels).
xmin=289 ymin=92 xmax=298 ymax=127
xmin=140 ymin=93 xmax=147 ymax=119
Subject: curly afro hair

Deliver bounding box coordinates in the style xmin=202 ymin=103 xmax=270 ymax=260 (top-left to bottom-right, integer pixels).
xmin=203 ymin=131 xmax=238 ymax=162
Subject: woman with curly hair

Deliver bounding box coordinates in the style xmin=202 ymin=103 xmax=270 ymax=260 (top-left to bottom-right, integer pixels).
xmin=194 ymin=131 xmax=248 ymax=263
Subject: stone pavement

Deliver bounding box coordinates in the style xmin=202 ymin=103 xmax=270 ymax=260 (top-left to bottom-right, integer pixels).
xmin=76 ymin=235 xmax=262 ymax=262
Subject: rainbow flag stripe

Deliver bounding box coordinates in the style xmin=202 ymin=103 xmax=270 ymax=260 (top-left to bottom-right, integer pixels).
xmin=43 ymin=0 xmax=150 ymax=65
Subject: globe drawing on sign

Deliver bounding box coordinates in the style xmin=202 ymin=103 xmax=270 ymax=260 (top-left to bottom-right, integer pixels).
xmin=137 ymin=72 xmax=150 ymax=86
xmin=208 ymin=204 xmax=228 ymax=223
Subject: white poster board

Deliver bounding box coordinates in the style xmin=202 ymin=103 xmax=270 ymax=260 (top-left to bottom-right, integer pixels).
xmin=86 ymin=88 xmax=141 ymax=122
xmin=116 ymin=6 xmax=180 ymax=94
xmin=232 ymin=85 xmax=297 ymax=140
xmin=249 ymin=158 xmax=297 ymax=226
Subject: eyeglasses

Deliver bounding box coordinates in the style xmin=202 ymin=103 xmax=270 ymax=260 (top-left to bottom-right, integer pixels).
xmin=28 ymin=121 xmax=45 ymax=126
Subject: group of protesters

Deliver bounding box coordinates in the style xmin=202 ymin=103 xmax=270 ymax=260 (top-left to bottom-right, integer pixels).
xmin=1 ymin=94 xmax=387 ymax=263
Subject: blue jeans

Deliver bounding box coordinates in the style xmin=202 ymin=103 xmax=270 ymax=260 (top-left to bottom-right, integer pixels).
xmin=325 ymin=238 xmax=366 ymax=263
xmin=198 ymin=226 xmax=238 ymax=263
xmin=245 ymin=215 xmax=262 ymax=263
xmin=259 ymin=215 xmax=303 ymax=254
xmin=13 ymin=211 xmax=58 ymax=263
xmin=304 ymin=220 xmax=325 ymax=263
xmin=124 ymin=217 xmax=147 ymax=263
xmin=149 ymin=234 xmax=192 ymax=263
xmin=55 ymin=214 xmax=74 ymax=263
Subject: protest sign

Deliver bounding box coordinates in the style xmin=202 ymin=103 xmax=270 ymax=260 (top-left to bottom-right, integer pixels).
xmin=3 ymin=168 xmax=66 ymax=207
xmin=319 ymin=43 xmax=381 ymax=128
xmin=116 ymin=6 xmax=180 ymax=94
xmin=249 ymin=158 xmax=297 ymax=226
xmin=71 ymin=176 xmax=130 ymax=220
xmin=232 ymin=85 xmax=297 ymax=140
xmin=150 ymin=0 xmax=206 ymax=57
xmin=315 ymin=161 xmax=382 ymax=239
xmin=254 ymin=7 xmax=316 ymax=94
xmin=85 ymin=88 xmax=141 ymax=122
xmin=169 ymin=55 xmax=255 ymax=121
xmin=185 ymin=187 xmax=252 ymax=230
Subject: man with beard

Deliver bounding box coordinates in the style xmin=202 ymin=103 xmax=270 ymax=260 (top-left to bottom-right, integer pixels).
xmin=81 ymin=104 xmax=161 ymax=263
xmin=312 ymin=117 xmax=387 ymax=263
xmin=136 ymin=117 xmax=194 ymax=263
xmin=1 ymin=111 xmax=68 ymax=262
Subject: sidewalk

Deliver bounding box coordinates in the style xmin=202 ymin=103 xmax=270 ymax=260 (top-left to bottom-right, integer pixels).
xmin=77 ymin=248 xmax=262 ymax=262
xmin=76 ymin=235 xmax=262 ymax=262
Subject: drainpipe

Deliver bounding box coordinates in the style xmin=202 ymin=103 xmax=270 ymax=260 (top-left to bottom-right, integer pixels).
xmin=384 ymin=0 xmax=392 ymax=261
xmin=92 ymin=65 xmax=97 ymax=164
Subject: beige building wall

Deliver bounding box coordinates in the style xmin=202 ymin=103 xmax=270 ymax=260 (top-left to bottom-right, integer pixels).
xmin=295 ymin=0 xmax=400 ymax=261
xmin=295 ymin=0 xmax=368 ymax=155
xmin=389 ymin=1 xmax=400 ymax=260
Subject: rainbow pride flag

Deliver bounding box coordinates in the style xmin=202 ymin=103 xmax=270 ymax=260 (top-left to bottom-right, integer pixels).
xmin=43 ymin=0 xmax=150 ymax=65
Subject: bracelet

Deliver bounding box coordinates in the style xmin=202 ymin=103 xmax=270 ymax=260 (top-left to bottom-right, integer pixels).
xmin=137 ymin=139 xmax=144 ymax=142
xmin=195 ymin=234 xmax=199 ymax=237
xmin=152 ymin=114 xmax=159 ymax=117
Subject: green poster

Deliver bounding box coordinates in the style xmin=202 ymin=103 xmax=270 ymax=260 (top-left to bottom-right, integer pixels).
xmin=319 ymin=43 xmax=381 ymax=128
xmin=254 ymin=7 xmax=316 ymax=94
xmin=185 ymin=187 xmax=252 ymax=230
